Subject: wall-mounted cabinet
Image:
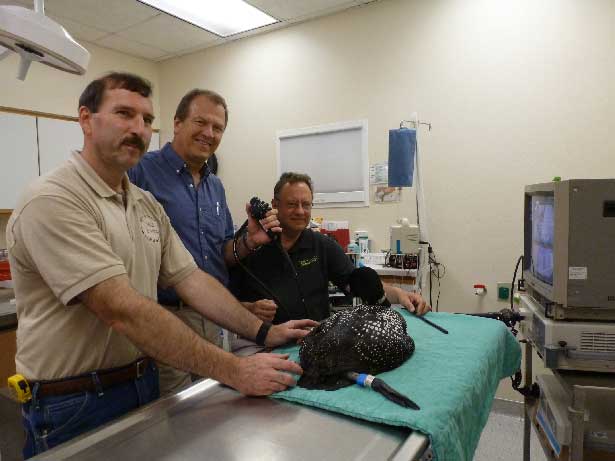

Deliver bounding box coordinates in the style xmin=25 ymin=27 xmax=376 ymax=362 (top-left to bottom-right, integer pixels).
xmin=38 ymin=117 xmax=83 ymax=175
xmin=0 ymin=112 xmax=39 ymax=210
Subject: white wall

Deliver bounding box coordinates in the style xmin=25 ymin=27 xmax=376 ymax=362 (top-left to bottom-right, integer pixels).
xmin=158 ymin=0 xmax=615 ymax=316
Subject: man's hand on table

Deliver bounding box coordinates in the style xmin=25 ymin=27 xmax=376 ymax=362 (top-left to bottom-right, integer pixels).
xmin=396 ymin=288 xmax=431 ymax=316
xmin=231 ymin=353 xmax=303 ymax=395
xmin=265 ymin=319 xmax=319 ymax=347
xmin=228 ymin=319 xmax=318 ymax=395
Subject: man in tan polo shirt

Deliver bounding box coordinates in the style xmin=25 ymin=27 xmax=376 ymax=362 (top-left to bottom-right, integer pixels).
xmin=6 ymin=72 xmax=317 ymax=459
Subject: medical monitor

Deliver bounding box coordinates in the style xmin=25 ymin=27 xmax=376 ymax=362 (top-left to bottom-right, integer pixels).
xmin=529 ymin=194 xmax=554 ymax=285
xmin=523 ymin=179 xmax=615 ymax=320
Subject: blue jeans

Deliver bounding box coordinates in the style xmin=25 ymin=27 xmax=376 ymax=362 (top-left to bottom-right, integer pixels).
xmin=22 ymin=361 xmax=159 ymax=459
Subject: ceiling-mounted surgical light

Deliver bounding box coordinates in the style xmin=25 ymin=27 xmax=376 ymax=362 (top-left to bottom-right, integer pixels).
xmin=138 ymin=0 xmax=278 ymax=37
xmin=0 ymin=0 xmax=90 ymax=81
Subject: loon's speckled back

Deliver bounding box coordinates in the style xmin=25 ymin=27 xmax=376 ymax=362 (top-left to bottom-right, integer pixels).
xmin=298 ymin=305 xmax=415 ymax=390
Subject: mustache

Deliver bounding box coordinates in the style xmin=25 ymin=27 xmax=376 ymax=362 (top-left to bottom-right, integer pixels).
xmin=121 ymin=135 xmax=146 ymax=152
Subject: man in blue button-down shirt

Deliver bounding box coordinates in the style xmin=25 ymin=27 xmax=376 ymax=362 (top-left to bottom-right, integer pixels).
xmin=129 ymin=89 xmax=277 ymax=394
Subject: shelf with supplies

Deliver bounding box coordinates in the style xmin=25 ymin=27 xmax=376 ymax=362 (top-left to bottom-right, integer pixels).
xmin=364 ymin=264 xmax=418 ymax=292
xmin=365 ymin=264 xmax=418 ymax=278
xmin=358 ymin=251 xmax=420 ymax=277
xmin=342 ymin=252 xmax=419 ymax=293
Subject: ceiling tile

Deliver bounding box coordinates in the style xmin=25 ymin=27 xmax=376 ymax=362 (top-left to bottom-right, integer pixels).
xmin=1 ymin=0 xmax=382 ymax=61
xmin=97 ymin=34 xmax=168 ymax=60
xmin=246 ymin=0 xmax=356 ymax=21
xmin=43 ymin=0 xmax=160 ymax=33
xmin=48 ymin=13 xmax=108 ymax=42
xmin=156 ymin=39 xmax=225 ymax=61
xmin=0 ymin=0 xmax=33 ymax=7
xmin=115 ymin=14 xmax=219 ymax=54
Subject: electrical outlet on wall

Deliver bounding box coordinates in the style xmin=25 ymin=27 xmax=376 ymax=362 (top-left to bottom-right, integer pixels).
xmin=496 ymin=282 xmax=512 ymax=301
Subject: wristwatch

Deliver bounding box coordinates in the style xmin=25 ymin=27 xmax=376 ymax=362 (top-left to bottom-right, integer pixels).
xmin=255 ymin=321 xmax=272 ymax=346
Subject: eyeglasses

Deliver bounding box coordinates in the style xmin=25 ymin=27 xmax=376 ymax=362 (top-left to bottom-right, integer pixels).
xmin=281 ymin=201 xmax=313 ymax=211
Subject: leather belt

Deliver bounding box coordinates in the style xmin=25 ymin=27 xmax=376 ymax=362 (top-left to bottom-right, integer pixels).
xmin=33 ymin=358 xmax=152 ymax=398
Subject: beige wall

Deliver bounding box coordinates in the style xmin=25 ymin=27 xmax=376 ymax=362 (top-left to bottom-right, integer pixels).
xmin=0 ymin=41 xmax=160 ymax=123
xmin=158 ymin=0 xmax=615 ymax=316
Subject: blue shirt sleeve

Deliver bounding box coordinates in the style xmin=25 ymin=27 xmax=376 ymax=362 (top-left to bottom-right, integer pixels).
xmin=224 ymin=205 xmax=234 ymax=241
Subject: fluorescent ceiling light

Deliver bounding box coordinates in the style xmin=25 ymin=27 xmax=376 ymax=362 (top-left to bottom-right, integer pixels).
xmin=138 ymin=0 xmax=277 ymax=37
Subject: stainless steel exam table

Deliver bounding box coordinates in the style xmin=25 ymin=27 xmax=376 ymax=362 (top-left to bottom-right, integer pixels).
xmin=31 ymin=378 xmax=433 ymax=461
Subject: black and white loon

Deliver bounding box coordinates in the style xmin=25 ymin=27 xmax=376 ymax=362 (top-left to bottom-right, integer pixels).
xmin=298 ymin=304 xmax=415 ymax=392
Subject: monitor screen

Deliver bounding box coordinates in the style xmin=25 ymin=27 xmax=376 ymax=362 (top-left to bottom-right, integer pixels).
xmin=530 ymin=195 xmax=554 ymax=285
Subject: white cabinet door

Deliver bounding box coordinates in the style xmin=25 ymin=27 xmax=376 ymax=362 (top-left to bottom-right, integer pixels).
xmin=38 ymin=118 xmax=83 ymax=175
xmin=0 ymin=112 xmax=39 ymax=209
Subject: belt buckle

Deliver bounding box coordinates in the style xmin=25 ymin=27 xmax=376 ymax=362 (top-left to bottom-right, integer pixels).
xmin=136 ymin=359 xmax=146 ymax=378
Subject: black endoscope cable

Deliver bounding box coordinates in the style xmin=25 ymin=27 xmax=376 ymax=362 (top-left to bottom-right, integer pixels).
xmin=232 ymin=221 xmax=292 ymax=319
xmin=508 ymin=254 xmax=537 ymax=398
xmin=510 ymin=255 xmax=524 ymax=311
xmin=419 ymin=240 xmax=445 ymax=312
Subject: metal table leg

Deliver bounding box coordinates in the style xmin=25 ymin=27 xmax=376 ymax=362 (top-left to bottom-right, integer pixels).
xmin=523 ymin=341 xmax=533 ymax=461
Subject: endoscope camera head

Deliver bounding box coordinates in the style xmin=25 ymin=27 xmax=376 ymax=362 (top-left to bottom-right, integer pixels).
xmin=249 ymin=197 xmax=271 ymax=221
xmin=249 ymin=196 xmax=279 ymax=241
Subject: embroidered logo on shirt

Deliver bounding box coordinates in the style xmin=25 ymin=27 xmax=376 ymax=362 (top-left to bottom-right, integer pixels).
xmin=298 ymin=256 xmax=318 ymax=267
xmin=140 ymin=215 xmax=160 ymax=242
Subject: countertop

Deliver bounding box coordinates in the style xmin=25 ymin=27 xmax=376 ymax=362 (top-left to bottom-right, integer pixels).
xmin=0 ymin=288 xmax=17 ymax=331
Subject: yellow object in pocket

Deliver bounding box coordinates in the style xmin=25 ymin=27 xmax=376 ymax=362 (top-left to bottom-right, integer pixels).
xmin=7 ymin=374 xmax=32 ymax=403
